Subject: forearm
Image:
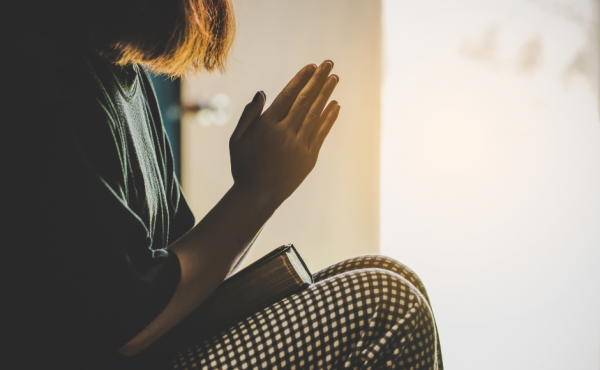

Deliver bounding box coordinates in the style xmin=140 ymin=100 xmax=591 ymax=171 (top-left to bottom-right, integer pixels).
xmin=228 ymin=224 xmax=265 ymax=277
xmin=118 ymin=184 xmax=277 ymax=356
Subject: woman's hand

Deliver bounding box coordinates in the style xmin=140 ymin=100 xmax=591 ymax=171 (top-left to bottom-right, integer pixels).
xmin=229 ymin=60 xmax=341 ymax=208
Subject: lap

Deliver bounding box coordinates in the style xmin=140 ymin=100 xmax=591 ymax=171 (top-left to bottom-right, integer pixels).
xmin=172 ymin=255 xmax=442 ymax=370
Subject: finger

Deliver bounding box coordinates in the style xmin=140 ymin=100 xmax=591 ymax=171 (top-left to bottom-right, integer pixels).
xmin=286 ymin=60 xmax=334 ymax=130
xmin=306 ymin=99 xmax=337 ymax=143
xmin=230 ymin=91 xmax=265 ymax=143
xmin=313 ymin=103 xmax=341 ymax=150
xmin=299 ymin=74 xmax=339 ymax=142
xmin=262 ymin=63 xmax=317 ymax=122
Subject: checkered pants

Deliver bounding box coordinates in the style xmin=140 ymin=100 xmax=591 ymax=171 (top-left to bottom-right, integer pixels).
xmin=172 ymin=255 xmax=443 ymax=370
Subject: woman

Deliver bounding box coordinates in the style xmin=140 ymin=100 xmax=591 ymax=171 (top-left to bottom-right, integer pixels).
xmin=6 ymin=0 xmax=443 ymax=369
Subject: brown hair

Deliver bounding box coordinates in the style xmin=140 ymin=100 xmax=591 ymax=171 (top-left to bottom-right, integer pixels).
xmin=90 ymin=0 xmax=235 ymax=77
xmin=18 ymin=0 xmax=234 ymax=77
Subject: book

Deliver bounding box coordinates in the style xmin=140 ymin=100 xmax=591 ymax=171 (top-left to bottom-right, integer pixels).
xmin=168 ymin=244 xmax=313 ymax=345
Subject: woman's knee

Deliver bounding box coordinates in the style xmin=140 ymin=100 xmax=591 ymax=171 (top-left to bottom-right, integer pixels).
xmin=369 ymin=255 xmax=430 ymax=302
xmin=326 ymin=267 xmax=437 ymax=351
xmin=314 ymin=254 xmax=431 ymax=303
xmin=330 ymin=268 xmax=430 ymax=316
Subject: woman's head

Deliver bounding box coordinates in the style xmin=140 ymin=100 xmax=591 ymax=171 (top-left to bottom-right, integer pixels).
xmin=25 ymin=0 xmax=235 ymax=77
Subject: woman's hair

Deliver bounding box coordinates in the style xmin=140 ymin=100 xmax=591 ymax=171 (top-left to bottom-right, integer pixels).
xmin=25 ymin=0 xmax=235 ymax=77
xmin=97 ymin=0 xmax=235 ymax=77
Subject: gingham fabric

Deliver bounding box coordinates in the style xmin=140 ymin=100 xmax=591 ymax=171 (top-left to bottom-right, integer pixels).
xmin=172 ymin=255 xmax=443 ymax=370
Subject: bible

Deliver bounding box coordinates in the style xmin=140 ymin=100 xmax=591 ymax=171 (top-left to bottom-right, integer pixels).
xmin=170 ymin=244 xmax=313 ymax=344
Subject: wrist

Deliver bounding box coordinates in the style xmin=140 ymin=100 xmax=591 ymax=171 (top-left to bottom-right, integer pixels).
xmin=229 ymin=183 xmax=281 ymax=214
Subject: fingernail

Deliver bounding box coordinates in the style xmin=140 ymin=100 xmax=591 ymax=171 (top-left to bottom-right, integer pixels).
xmin=253 ymin=91 xmax=262 ymax=102
xmin=305 ymin=63 xmax=317 ymax=75
xmin=330 ymin=74 xmax=339 ymax=83
xmin=259 ymin=91 xmax=266 ymax=100
xmin=321 ymin=60 xmax=334 ymax=69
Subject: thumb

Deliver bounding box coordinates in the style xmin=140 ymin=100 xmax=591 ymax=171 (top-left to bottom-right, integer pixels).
xmin=231 ymin=91 xmax=265 ymax=143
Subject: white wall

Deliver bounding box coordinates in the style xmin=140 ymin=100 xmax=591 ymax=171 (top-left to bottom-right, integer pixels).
xmin=381 ymin=0 xmax=600 ymax=369
xmin=181 ymin=0 xmax=381 ymax=272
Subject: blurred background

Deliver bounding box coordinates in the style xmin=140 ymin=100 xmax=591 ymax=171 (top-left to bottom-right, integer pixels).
xmin=151 ymin=0 xmax=600 ymax=369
